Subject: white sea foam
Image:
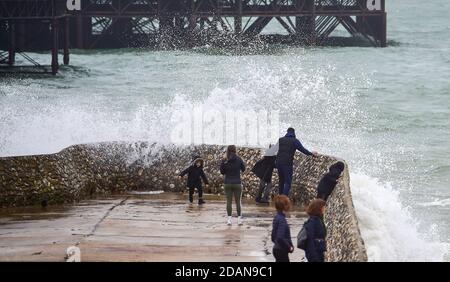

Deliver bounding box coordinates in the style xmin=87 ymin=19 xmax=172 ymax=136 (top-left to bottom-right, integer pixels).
xmin=419 ymin=198 xmax=450 ymax=208
xmin=351 ymin=172 xmax=449 ymax=262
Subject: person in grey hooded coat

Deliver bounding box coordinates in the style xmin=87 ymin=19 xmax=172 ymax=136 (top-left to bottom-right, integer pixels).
xmin=252 ymin=144 xmax=278 ymax=204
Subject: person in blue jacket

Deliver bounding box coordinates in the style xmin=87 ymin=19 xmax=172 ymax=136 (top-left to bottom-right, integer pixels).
xmin=271 ymin=195 xmax=294 ymax=262
xmin=276 ymin=127 xmax=317 ymax=196
xmin=304 ymin=199 xmax=327 ymax=262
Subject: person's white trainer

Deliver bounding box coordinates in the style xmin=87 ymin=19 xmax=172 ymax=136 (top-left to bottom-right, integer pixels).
xmin=227 ymin=216 xmax=232 ymax=226
xmin=237 ymin=216 xmax=243 ymax=226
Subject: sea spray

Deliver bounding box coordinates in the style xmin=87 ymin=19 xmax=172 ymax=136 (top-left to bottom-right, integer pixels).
xmin=351 ymin=172 xmax=449 ymax=261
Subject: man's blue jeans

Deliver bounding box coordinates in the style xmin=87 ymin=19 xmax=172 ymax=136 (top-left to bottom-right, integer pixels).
xmin=277 ymin=164 xmax=293 ymax=196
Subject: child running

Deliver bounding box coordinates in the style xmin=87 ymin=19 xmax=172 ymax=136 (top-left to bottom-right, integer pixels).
xmin=179 ymin=155 xmax=209 ymax=205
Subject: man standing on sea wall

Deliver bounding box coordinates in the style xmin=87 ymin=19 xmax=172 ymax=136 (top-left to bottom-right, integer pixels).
xmin=276 ymin=127 xmax=317 ymax=196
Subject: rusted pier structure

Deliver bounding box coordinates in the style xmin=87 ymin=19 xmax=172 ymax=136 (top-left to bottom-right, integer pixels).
xmin=1 ymin=0 xmax=387 ymax=74
xmin=0 ymin=0 xmax=69 ymax=74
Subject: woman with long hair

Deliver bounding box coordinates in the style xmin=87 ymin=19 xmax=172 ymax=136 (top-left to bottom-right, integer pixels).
xmin=304 ymin=199 xmax=327 ymax=262
xmin=220 ymin=145 xmax=246 ymax=226
xmin=271 ymin=195 xmax=294 ymax=262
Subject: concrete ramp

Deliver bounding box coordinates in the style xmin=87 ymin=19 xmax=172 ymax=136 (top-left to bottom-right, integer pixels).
xmin=0 ymin=193 xmax=306 ymax=262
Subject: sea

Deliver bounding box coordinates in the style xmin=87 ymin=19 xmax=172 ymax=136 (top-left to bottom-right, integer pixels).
xmin=0 ymin=0 xmax=449 ymax=261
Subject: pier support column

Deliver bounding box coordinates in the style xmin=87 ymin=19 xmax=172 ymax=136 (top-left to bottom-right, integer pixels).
xmin=365 ymin=14 xmax=387 ymax=47
xmin=51 ymin=19 xmax=59 ymax=75
xmin=188 ymin=0 xmax=196 ymax=30
xmin=75 ymin=16 xmax=83 ymax=49
xmin=357 ymin=0 xmax=386 ymax=47
xmin=380 ymin=13 xmax=387 ymax=47
xmin=110 ymin=0 xmax=132 ymax=47
xmin=159 ymin=15 xmax=175 ymax=48
xmin=295 ymin=0 xmax=316 ymax=45
xmin=75 ymin=16 xmax=91 ymax=49
xmin=63 ymin=17 xmax=70 ymax=65
xmin=188 ymin=17 xmax=197 ymax=47
xmin=234 ymin=0 xmax=242 ymax=35
xmin=295 ymin=16 xmax=315 ymax=44
xmin=186 ymin=0 xmax=197 ymax=47
xmin=356 ymin=16 xmax=364 ymax=33
xmin=174 ymin=17 xmax=186 ymax=45
xmin=8 ymin=20 xmax=15 ymax=66
xmin=17 ymin=20 xmax=26 ymax=51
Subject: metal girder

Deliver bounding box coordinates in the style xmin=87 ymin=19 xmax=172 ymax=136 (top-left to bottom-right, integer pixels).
xmin=75 ymin=0 xmax=385 ymax=17
xmin=0 ymin=50 xmax=8 ymax=64
xmin=0 ymin=0 xmax=386 ymax=19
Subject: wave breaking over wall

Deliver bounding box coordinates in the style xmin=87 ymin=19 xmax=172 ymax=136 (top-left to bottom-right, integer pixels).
xmin=0 ymin=142 xmax=367 ymax=262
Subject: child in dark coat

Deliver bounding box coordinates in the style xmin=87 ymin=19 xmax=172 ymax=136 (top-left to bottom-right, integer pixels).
xmin=271 ymin=195 xmax=294 ymax=262
xmin=179 ymin=156 xmax=209 ymax=205
xmin=316 ymin=161 xmax=345 ymax=201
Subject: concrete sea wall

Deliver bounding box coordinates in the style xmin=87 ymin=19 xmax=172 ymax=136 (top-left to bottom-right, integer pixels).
xmin=0 ymin=142 xmax=367 ymax=261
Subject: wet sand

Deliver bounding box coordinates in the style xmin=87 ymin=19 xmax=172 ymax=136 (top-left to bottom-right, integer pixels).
xmin=0 ymin=192 xmax=306 ymax=262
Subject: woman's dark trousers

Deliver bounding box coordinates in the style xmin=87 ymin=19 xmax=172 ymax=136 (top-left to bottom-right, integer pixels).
xmin=273 ymin=248 xmax=290 ymax=262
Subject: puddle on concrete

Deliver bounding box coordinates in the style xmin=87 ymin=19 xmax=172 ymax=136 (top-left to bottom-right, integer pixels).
xmin=0 ymin=205 xmax=73 ymax=222
xmin=0 ymin=195 xmax=118 ymax=222
xmin=0 ymin=192 xmax=306 ymax=225
xmin=0 ymin=192 xmax=306 ymax=222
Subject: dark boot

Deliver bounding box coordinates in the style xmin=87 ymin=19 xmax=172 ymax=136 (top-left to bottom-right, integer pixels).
xmin=189 ymin=188 xmax=194 ymax=203
xmin=261 ymin=182 xmax=272 ymax=204
xmin=198 ymin=198 xmax=205 ymax=205
xmin=256 ymin=179 xmax=265 ymax=203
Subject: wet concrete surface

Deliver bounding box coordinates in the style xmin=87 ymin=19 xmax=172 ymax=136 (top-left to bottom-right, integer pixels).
xmin=0 ymin=192 xmax=306 ymax=262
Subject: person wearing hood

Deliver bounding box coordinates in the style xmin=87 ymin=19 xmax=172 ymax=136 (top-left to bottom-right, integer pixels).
xmin=276 ymin=127 xmax=317 ymax=196
xmin=317 ymin=161 xmax=345 ymax=201
xmin=220 ymin=145 xmax=246 ymax=226
xmin=251 ymin=144 xmax=278 ymax=204
xmin=179 ymin=155 xmax=209 ymax=205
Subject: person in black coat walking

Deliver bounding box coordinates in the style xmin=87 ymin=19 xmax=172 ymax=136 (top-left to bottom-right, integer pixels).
xmin=251 ymin=144 xmax=277 ymax=204
xmin=179 ymin=156 xmax=209 ymax=205
xmin=304 ymin=199 xmax=327 ymax=262
xmin=271 ymin=195 xmax=294 ymax=262
xmin=317 ymin=161 xmax=345 ymax=201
